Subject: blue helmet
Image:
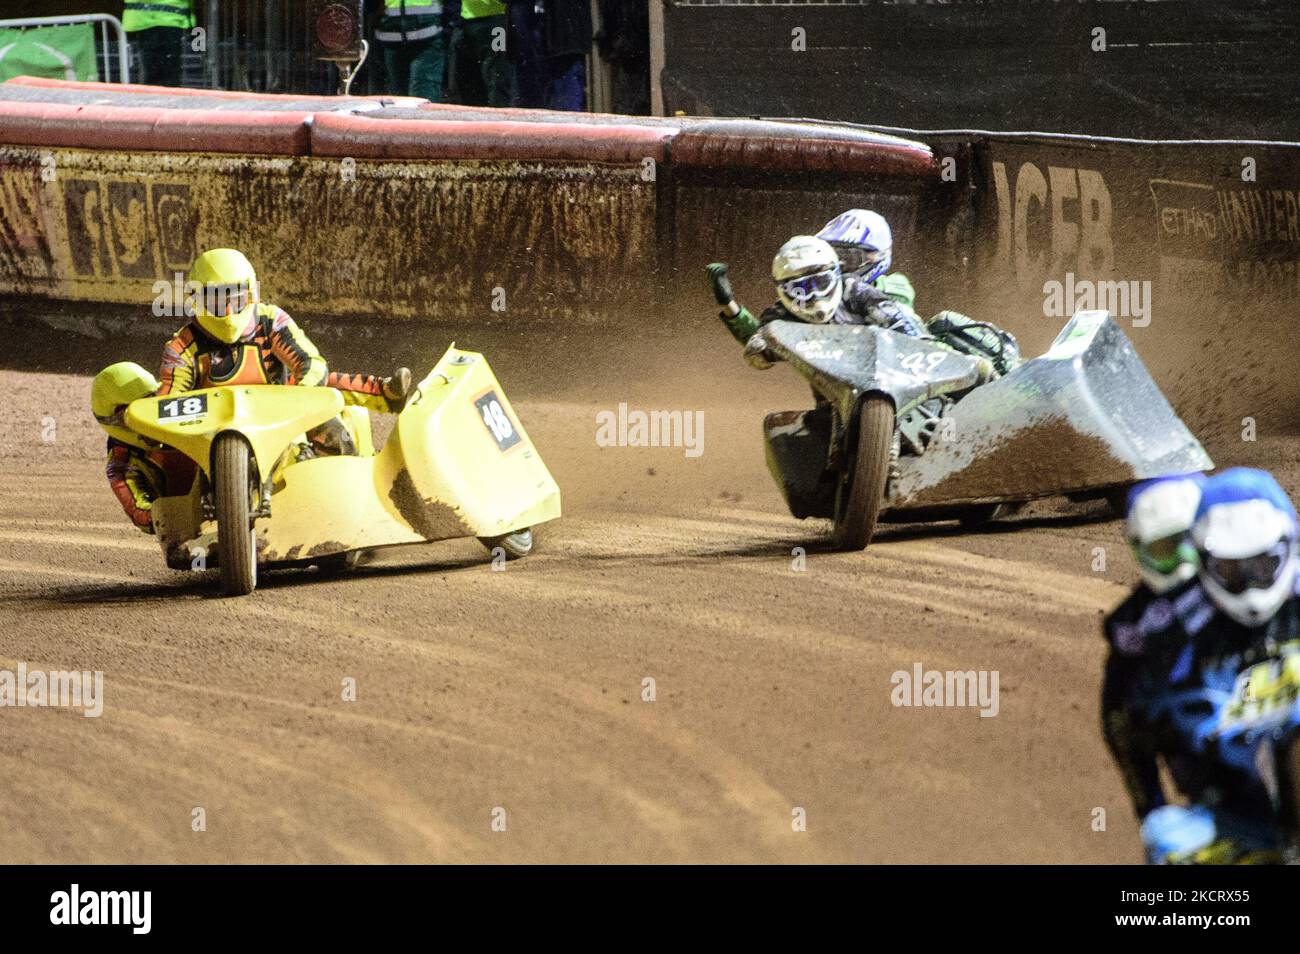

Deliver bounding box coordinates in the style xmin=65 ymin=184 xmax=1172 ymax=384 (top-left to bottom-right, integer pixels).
xmin=1125 ymin=473 xmax=1205 ymax=594
xmin=816 ymin=209 xmax=892 ymax=284
xmin=1192 ymin=468 xmax=1299 ymax=627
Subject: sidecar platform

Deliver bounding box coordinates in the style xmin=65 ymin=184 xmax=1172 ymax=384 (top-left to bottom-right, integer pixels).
xmin=886 ymin=311 xmax=1212 ymax=511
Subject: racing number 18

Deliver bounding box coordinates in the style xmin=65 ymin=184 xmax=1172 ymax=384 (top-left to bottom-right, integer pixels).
xmin=157 ymin=394 xmax=208 ymax=421
xmin=475 ymin=391 xmax=521 ymax=451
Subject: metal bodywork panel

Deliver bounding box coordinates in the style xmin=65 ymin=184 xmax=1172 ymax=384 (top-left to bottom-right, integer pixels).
xmin=759 ymin=311 xmax=1212 ymax=519
xmin=127 ymin=385 xmax=343 ymax=480
xmin=761 ymin=320 xmax=983 ymax=423
xmin=764 ymin=407 xmax=837 ymax=519
xmin=887 ymin=312 xmax=1212 ymax=509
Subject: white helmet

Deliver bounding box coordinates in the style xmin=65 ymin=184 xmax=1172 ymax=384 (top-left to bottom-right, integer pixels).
xmin=1125 ymin=476 xmax=1202 ymax=594
xmin=1193 ymin=468 xmax=1299 ymax=627
xmin=816 ymin=209 xmax=892 ymax=283
xmin=773 ymin=235 xmax=842 ymax=324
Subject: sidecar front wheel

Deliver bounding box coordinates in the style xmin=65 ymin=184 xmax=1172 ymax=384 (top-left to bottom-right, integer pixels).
xmin=214 ymin=433 xmax=257 ymax=596
xmin=834 ymin=396 xmax=894 ymax=551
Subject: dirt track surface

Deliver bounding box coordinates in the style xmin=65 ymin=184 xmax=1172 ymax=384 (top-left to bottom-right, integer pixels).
xmin=1 ymin=324 xmax=1294 ymax=864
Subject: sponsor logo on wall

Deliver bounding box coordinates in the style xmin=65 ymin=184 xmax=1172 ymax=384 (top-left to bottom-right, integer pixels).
xmin=61 ymin=178 xmax=197 ymax=283
xmin=992 ymin=160 xmax=1116 ymax=292
xmin=0 ymin=162 xmax=55 ymax=281
xmin=990 ymin=147 xmax=1300 ymax=313
xmin=1151 ymin=178 xmax=1300 ymax=295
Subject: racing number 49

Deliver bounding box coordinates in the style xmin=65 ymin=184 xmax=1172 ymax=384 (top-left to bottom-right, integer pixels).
xmin=900 ymin=352 xmax=946 ymax=375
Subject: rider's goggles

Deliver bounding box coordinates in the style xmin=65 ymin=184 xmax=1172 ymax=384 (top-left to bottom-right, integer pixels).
xmin=780 ymin=266 xmax=840 ymax=305
xmin=1202 ymin=542 xmax=1290 ymax=595
xmin=1138 ymin=535 xmax=1190 ymax=571
xmin=1135 ymin=533 xmax=1191 ymax=574
xmin=198 ymin=283 xmax=252 ymax=317
xmin=837 ymin=246 xmax=887 ymax=275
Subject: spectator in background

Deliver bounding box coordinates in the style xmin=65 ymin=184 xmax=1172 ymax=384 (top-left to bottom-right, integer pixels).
xmin=447 ymin=0 xmax=510 ymax=107
xmin=507 ymin=0 xmax=593 ymax=112
xmin=596 ymin=0 xmax=649 ymax=115
xmin=375 ymin=0 xmax=447 ymax=101
xmin=123 ymin=0 xmax=193 ymax=87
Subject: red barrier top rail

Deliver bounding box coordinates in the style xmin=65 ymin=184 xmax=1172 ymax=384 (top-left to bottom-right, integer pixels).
xmin=0 ymin=77 xmax=935 ymax=177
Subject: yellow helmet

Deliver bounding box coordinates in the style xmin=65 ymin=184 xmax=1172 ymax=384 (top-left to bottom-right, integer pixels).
xmin=91 ymin=361 xmax=159 ymax=449
xmin=188 ymin=248 xmax=259 ymax=344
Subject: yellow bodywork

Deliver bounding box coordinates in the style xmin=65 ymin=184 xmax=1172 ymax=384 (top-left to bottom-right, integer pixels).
xmin=123 ymin=346 xmax=561 ymax=568
xmin=127 ymin=384 xmax=343 ymax=479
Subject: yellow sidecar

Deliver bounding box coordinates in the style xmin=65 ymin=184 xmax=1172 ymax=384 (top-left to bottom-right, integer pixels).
xmin=124 ymin=345 xmax=561 ymax=595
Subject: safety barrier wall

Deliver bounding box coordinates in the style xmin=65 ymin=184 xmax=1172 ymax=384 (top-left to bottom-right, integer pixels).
xmin=0 ymin=77 xmax=935 ymax=326
xmin=895 ymin=132 xmax=1300 ymax=356
xmin=846 ymin=128 xmax=1300 ymax=437
xmin=2 ymin=76 xmax=1296 ymax=358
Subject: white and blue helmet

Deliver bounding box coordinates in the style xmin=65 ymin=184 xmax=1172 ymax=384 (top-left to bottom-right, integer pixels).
xmin=772 ymin=235 xmax=843 ymax=324
xmin=1126 ymin=474 xmax=1204 ymax=594
xmin=1192 ymin=468 xmax=1299 ymax=627
xmin=816 ymin=209 xmax=892 ymax=284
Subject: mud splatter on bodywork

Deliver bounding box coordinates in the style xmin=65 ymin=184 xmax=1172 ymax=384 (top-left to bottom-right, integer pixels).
xmin=387 ymin=467 xmax=472 ymax=540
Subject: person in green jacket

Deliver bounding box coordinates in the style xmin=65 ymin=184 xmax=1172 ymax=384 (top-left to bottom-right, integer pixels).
xmin=448 ymin=0 xmax=510 ymax=107
xmin=375 ymin=0 xmax=448 ymax=101
xmin=122 ymin=0 xmax=193 ymax=87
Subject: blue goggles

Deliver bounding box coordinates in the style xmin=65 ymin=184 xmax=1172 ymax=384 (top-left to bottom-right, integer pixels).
xmin=779 ymin=266 xmax=840 ymax=304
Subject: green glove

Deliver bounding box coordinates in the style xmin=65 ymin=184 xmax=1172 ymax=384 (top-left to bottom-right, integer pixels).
xmin=706 ymin=262 xmax=734 ymax=307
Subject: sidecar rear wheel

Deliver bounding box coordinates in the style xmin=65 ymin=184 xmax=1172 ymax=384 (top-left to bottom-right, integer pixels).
xmin=479 ymin=528 xmax=534 ymax=560
xmin=214 ymin=433 xmax=257 ymax=596
xmin=316 ymin=550 xmax=363 ymax=575
xmin=835 ymin=396 xmax=894 ymax=551
xmin=959 ymin=504 xmax=1004 ymax=529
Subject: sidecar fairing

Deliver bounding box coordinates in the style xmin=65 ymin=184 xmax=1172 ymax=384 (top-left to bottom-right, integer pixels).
xmin=885 ymin=311 xmax=1211 ymax=512
xmin=760 ymin=320 xmax=986 ymax=520
xmin=129 ymin=346 xmax=561 ymax=571
xmin=759 ymin=311 xmax=1211 ymax=522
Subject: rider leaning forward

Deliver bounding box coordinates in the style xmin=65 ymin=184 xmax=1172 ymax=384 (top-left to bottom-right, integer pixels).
xmin=92 ymin=248 xmax=412 ymax=534
xmin=705 ymin=208 xmax=1021 ymax=381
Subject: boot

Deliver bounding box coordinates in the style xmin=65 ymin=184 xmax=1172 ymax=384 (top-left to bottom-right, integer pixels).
xmin=382 ymin=367 xmax=412 ymax=413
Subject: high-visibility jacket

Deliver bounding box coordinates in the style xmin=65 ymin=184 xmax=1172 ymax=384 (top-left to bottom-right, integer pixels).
xmin=375 ymin=0 xmax=444 ymax=43
xmin=122 ymin=0 xmax=194 ymax=33
xmin=460 ymin=0 xmax=505 ymax=20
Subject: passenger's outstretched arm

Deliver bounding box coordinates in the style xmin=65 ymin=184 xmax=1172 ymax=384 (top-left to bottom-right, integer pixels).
xmin=706 ymin=263 xmax=761 ymax=344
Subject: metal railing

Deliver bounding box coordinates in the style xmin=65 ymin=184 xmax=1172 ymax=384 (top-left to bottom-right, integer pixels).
xmin=205 ymin=0 xmax=338 ymax=94
xmin=0 ymin=13 xmax=131 ymax=84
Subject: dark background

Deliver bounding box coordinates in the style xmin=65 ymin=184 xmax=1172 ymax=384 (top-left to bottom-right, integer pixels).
xmin=5 ymin=1 xmax=127 ymax=17
xmin=661 ymin=0 xmax=1300 ymax=139
xmin=8 ymin=1 xmax=1299 ymax=137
